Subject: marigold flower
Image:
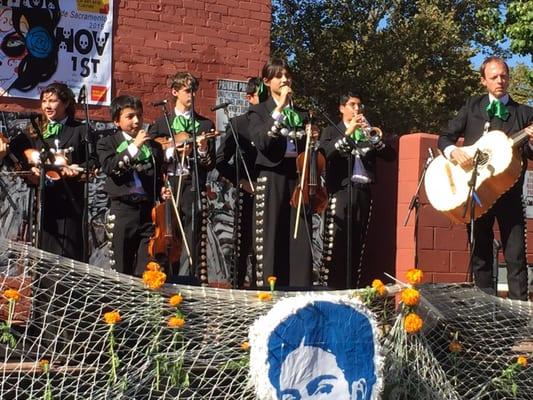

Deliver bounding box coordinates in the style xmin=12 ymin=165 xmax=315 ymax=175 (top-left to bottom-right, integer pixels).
xmin=267 ymin=276 xmax=277 ymax=291
xmin=403 ymin=312 xmax=423 ymax=334
xmin=517 ymin=355 xmax=528 ymax=368
xmin=401 ymin=287 xmax=421 ymax=307
xmin=449 ymin=340 xmax=462 ymax=353
xmin=146 ymin=261 xmax=161 ymax=272
xmin=405 ymin=268 xmax=423 ymax=285
xmin=257 ymin=292 xmax=272 ymax=301
xmin=142 ymin=269 xmax=167 ymax=290
xmin=371 ymin=279 xmax=384 ymax=289
xmin=241 ymin=341 xmax=250 ymax=351
xmin=3 ymin=288 xmax=21 ymax=302
xmin=103 ymin=310 xmax=121 ymax=325
xmin=39 ymin=359 xmax=49 ymax=370
xmin=169 ymin=294 xmax=183 ymax=307
xmin=168 ymin=316 xmax=185 ymax=328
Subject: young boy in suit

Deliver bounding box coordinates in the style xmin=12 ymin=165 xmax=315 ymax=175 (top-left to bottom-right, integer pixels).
xmin=97 ymin=95 xmax=166 ymax=276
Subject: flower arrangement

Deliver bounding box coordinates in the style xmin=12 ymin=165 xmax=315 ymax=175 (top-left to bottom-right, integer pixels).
xmin=1 ymin=288 xmax=21 ymax=347
xmin=401 ymin=269 xmax=424 ymax=334
xmin=103 ymin=310 xmax=121 ymax=384
xmin=143 ymin=262 xmax=167 ymax=290
xmin=358 ymin=279 xmax=388 ymax=306
xmin=492 ymin=355 xmax=529 ymax=396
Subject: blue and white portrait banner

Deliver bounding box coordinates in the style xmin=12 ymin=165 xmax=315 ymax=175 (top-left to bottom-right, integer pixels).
xmin=249 ymin=294 xmax=384 ymax=400
xmin=0 ymin=0 xmax=113 ymax=105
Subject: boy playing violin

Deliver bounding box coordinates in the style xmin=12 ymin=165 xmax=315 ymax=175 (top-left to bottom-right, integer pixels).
xmin=97 ymin=95 xmax=168 ymax=276
xmin=149 ymin=72 xmax=216 ymax=283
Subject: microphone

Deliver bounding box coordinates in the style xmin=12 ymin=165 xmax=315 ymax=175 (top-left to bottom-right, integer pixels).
xmin=78 ymin=85 xmax=86 ymax=103
xmin=152 ymin=99 xmax=167 ymax=107
xmin=16 ymin=112 xmax=41 ymax=119
xmin=210 ymin=102 xmax=231 ymax=112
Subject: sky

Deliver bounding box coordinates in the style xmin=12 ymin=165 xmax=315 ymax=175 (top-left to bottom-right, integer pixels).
xmin=471 ymin=52 xmax=532 ymax=69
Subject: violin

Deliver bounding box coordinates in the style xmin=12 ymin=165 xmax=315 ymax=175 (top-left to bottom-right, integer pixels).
xmin=290 ymin=113 xmax=328 ymax=214
xmin=148 ymin=182 xmax=182 ymax=264
xmin=154 ymin=130 xmax=220 ymax=157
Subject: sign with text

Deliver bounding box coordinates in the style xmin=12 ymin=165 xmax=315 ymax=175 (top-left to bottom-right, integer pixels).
xmin=0 ymin=0 xmax=113 ymax=105
xmin=214 ymin=79 xmax=249 ymax=132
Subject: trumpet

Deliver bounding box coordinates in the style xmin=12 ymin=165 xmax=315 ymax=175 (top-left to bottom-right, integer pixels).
xmin=359 ymin=125 xmax=383 ymax=146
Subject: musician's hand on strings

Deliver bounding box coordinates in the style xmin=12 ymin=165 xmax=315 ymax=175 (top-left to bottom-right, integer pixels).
xmin=239 ymin=179 xmax=255 ymax=195
xmin=450 ymin=148 xmax=473 ymax=169
xmin=161 ymin=186 xmax=172 ymax=200
xmin=196 ymin=131 xmax=211 ymax=152
xmin=525 ymin=124 xmax=533 ymax=144
xmin=61 ymin=164 xmax=81 ymax=178
xmin=31 ymin=166 xmax=40 ymax=176
xmin=0 ymin=139 xmax=8 ymax=161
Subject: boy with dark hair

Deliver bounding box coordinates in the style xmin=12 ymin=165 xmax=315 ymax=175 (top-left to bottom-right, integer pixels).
xmin=149 ymin=72 xmax=216 ymax=284
xmin=97 ymin=95 xmax=166 ymax=276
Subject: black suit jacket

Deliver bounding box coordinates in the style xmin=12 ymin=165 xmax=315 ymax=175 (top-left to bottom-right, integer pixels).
xmin=248 ymin=97 xmax=309 ymax=168
xmin=438 ymin=94 xmax=533 ymax=160
xmin=97 ymin=131 xmax=164 ymax=202
xmin=149 ymin=111 xmax=216 ymax=186
xmin=320 ymin=121 xmax=396 ymax=193
xmin=216 ymin=111 xmax=258 ymax=184
xmin=34 ymin=118 xmax=87 ymax=211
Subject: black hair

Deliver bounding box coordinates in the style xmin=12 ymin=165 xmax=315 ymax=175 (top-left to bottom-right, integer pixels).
xmin=110 ymin=95 xmax=143 ymax=121
xmin=339 ymin=92 xmax=362 ymax=106
xmin=246 ymin=77 xmax=262 ymax=95
xmin=261 ymin=57 xmax=292 ymax=81
xmin=40 ymin=82 xmax=76 ymax=119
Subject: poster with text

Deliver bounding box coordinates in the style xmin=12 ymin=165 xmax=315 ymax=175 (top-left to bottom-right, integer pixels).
xmin=0 ymin=0 xmax=113 ymax=105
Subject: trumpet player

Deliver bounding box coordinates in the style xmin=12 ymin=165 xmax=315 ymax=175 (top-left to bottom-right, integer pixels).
xmin=319 ymin=93 xmax=396 ymax=289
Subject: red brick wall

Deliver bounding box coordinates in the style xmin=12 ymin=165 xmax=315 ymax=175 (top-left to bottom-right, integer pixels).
xmin=397 ymin=133 xmax=533 ymax=284
xmin=0 ymin=0 xmax=271 ymax=122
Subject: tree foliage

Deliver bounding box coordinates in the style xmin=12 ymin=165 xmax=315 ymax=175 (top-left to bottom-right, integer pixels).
xmin=270 ymin=0 xmax=525 ymax=136
xmin=509 ymin=64 xmax=533 ymax=106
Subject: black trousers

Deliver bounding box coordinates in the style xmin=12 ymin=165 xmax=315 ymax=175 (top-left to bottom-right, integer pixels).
xmin=254 ymin=159 xmax=313 ymax=288
xmin=236 ymin=190 xmax=255 ymax=288
xmin=326 ymin=184 xmax=371 ymax=289
xmin=469 ymin=183 xmax=528 ymax=300
xmin=109 ymin=199 xmax=153 ymax=276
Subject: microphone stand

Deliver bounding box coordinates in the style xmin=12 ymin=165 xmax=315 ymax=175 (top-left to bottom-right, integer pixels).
xmin=403 ymin=148 xmax=434 ymax=269
xmin=79 ymin=89 xmax=93 ymax=263
xmin=223 ymin=108 xmax=255 ymax=288
xmin=464 ymin=149 xmax=483 ymax=283
xmin=188 ymin=84 xmax=201 ymax=278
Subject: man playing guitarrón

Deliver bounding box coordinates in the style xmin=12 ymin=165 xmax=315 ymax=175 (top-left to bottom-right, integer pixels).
xmin=438 ymin=56 xmax=533 ymax=301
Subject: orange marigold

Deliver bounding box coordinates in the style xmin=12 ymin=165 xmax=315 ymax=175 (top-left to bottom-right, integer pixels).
xmin=267 ymin=276 xmax=277 ymax=285
xmin=39 ymin=359 xmax=49 ymax=370
xmin=103 ymin=310 xmax=121 ymax=325
xmin=401 ymin=287 xmax=421 ymax=306
xmin=3 ymin=288 xmax=21 ymax=302
xmin=146 ymin=261 xmax=161 ymax=272
xmin=517 ymin=355 xmax=528 ymax=368
xmin=403 ymin=312 xmax=423 ymax=334
xmin=168 ymin=316 xmax=185 ymax=328
xmin=241 ymin=341 xmax=250 ymax=351
xmin=257 ymin=292 xmax=272 ymax=301
xmin=142 ymin=269 xmax=167 ymax=290
xmin=449 ymin=340 xmax=462 ymax=353
xmin=405 ymin=268 xmax=423 ymax=285
xmin=169 ymin=294 xmax=183 ymax=307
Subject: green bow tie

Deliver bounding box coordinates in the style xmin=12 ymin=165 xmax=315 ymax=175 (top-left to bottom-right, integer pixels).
xmin=43 ymin=121 xmax=63 ymax=139
xmin=486 ymin=99 xmax=509 ymax=121
xmin=351 ymin=128 xmax=364 ymax=142
xmin=116 ymin=139 xmax=152 ymax=163
xmin=282 ymin=108 xmax=303 ymax=129
xmin=172 ymin=115 xmax=200 ymax=133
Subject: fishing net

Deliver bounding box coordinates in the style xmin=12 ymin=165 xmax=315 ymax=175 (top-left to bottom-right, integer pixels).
xmin=1 ymin=238 xmax=532 ymax=399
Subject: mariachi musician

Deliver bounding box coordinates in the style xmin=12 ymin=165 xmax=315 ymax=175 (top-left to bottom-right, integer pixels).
xmin=438 ymin=56 xmax=533 ymax=301
xmin=320 ymin=93 xmax=396 ymax=289
xmin=29 ymin=83 xmax=87 ymax=262
xmin=248 ymin=57 xmax=320 ymax=289
xmin=149 ymin=71 xmax=216 ymax=284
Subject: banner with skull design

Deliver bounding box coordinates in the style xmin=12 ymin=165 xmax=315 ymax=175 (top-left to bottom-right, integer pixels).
xmin=0 ymin=0 xmax=113 ymax=105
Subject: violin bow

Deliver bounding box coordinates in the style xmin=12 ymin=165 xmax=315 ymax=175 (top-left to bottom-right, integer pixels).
xmin=293 ymin=115 xmax=313 ymax=239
